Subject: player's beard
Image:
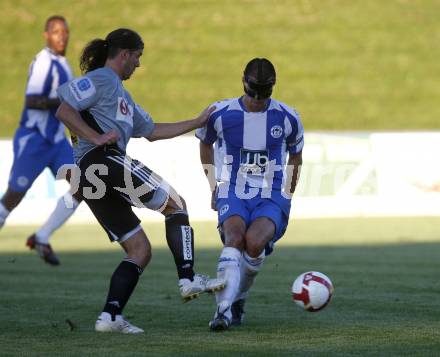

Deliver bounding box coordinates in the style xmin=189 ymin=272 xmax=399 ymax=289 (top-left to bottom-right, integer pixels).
xmin=123 ymin=65 xmax=136 ymax=80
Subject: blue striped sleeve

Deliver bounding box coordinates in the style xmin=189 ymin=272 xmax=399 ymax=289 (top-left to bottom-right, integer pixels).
xmin=284 ymin=108 xmax=304 ymax=154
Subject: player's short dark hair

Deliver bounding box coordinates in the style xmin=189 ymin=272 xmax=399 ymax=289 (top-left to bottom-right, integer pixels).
xmin=244 ymin=58 xmax=276 ymax=85
xmin=80 ymin=28 xmax=144 ymax=74
xmin=45 ymin=15 xmax=67 ymax=31
xmin=243 ymin=58 xmax=276 ymax=99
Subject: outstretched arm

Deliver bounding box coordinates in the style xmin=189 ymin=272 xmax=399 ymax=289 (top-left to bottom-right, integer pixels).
xmin=200 ymin=141 xmax=217 ymax=210
xmin=26 ymin=95 xmax=61 ymax=110
xmin=146 ymin=106 xmax=215 ymax=141
xmin=284 ymin=151 xmax=303 ymax=196
xmin=55 ymin=101 xmax=119 ymax=146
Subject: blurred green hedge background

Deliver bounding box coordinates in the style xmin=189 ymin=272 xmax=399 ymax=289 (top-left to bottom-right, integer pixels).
xmin=1 ymin=0 xmax=439 ymax=136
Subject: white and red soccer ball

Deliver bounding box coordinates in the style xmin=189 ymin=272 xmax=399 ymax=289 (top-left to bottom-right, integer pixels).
xmin=292 ymin=271 xmax=334 ymax=312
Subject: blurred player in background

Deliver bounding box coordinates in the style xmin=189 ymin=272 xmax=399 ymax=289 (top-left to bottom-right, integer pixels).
xmin=56 ymin=28 xmax=224 ymax=334
xmin=0 ymin=16 xmax=81 ymax=266
xmin=197 ymin=58 xmax=304 ymax=331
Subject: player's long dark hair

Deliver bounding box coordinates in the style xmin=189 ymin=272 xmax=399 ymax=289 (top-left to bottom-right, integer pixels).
xmin=80 ymin=28 xmax=144 ymax=74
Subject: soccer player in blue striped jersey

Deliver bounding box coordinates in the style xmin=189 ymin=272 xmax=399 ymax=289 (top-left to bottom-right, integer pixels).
xmin=0 ymin=16 xmax=82 ymax=265
xmin=196 ymin=58 xmax=304 ymax=331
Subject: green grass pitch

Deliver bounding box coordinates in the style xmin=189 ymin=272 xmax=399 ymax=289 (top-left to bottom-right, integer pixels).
xmin=1 ymin=217 xmax=440 ymax=356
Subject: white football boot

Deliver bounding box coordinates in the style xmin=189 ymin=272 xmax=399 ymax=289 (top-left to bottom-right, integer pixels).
xmin=179 ymin=273 xmax=226 ymax=302
xmin=95 ymin=312 xmax=144 ymax=334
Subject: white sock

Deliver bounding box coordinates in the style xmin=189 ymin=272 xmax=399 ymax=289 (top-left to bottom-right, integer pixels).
xmin=98 ymin=311 xmax=120 ymax=322
xmin=98 ymin=312 xmax=112 ymax=321
xmin=214 ymin=247 xmax=241 ymax=320
xmin=236 ymin=250 xmax=265 ymax=301
xmin=35 ymin=192 xmax=80 ymax=244
xmin=0 ymin=202 xmax=10 ymax=228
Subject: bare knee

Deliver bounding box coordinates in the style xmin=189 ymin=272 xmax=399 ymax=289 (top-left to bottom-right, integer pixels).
xmin=244 ymin=231 xmax=268 ymax=258
xmin=72 ymin=190 xmax=83 ymax=203
xmin=161 ymin=194 xmax=187 ymax=216
xmin=121 ymin=232 xmax=152 ymax=268
xmin=223 ymin=226 xmax=245 ymax=250
xmin=136 ymin=246 xmax=152 ymax=268
xmin=1 ymin=189 xmax=26 ymax=211
xmin=129 ymin=243 xmax=151 ymax=268
xmin=244 ymin=217 xmax=275 ymax=257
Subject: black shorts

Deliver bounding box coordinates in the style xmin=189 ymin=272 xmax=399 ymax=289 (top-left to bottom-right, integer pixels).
xmin=78 ymin=146 xmax=169 ymax=242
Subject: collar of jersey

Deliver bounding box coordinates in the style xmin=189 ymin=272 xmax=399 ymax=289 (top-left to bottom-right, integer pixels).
xmin=45 ymin=47 xmax=65 ymax=59
xmin=103 ymin=66 xmax=122 ymax=81
xmin=238 ymin=96 xmax=271 ymax=113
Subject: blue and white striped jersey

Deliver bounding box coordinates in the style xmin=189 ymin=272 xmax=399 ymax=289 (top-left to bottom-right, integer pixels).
xmin=20 ymin=47 xmax=73 ymax=143
xmin=196 ymin=97 xmax=304 ymax=191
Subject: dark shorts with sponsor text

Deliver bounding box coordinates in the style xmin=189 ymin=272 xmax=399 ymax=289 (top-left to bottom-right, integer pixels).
xmin=78 ymin=146 xmax=169 ymax=242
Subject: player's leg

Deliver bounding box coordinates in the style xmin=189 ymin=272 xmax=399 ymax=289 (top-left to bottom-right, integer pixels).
xmin=95 ymin=229 xmax=151 ymax=334
xmin=26 ymin=140 xmax=82 ymax=259
xmin=231 ymin=216 xmax=275 ymax=326
xmin=0 ymin=190 xmax=26 ymax=228
xmin=0 ymin=128 xmax=48 ymax=228
xmin=25 ymin=192 xmax=80 ymax=266
xmin=209 ymin=192 xmax=250 ymax=331
xmin=231 ymin=201 xmax=286 ymax=326
xmin=78 ymin=149 xmax=148 ymax=333
xmin=157 ymin=191 xmax=224 ymax=301
xmin=104 ymin=152 xmax=224 ymax=301
xmin=30 ymin=191 xmax=81 ymax=245
xmin=209 ymin=214 xmax=246 ymax=331
xmin=161 ymin=194 xmax=195 ymax=282
xmin=0 ymin=141 xmax=59 ymax=265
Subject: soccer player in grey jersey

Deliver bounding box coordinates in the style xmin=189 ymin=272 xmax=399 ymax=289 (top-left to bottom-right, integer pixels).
xmin=56 ymin=28 xmax=224 ymax=334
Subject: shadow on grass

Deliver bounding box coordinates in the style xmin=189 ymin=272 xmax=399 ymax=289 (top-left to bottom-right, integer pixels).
xmin=0 ymin=243 xmax=439 ymax=356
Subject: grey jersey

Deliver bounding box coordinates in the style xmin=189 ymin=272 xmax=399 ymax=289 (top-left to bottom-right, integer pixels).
xmin=57 ymin=67 xmax=155 ymax=162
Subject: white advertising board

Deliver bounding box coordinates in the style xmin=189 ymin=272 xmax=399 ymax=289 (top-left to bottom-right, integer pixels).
xmin=0 ymin=132 xmax=439 ymax=225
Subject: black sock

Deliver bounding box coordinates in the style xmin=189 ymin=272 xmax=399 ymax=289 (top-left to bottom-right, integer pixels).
xmin=103 ymin=259 xmax=143 ymax=320
xmin=165 ymin=212 xmax=195 ymax=281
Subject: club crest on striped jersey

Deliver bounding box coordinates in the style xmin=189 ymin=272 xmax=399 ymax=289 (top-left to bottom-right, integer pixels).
xmin=270 ymin=125 xmax=283 ymax=139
